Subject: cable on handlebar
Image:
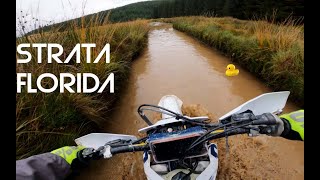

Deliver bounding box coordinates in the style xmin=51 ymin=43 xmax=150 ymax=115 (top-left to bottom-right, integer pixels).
xmin=187 ymin=119 xmax=251 ymax=151
xmin=137 ymin=104 xmax=214 ymax=127
xmin=186 ymin=122 xmax=253 ymax=151
xmin=132 ymin=137 xmax=148 ymax=145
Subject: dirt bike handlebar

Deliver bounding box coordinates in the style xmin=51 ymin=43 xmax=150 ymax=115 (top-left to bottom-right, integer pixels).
xmin=78 ymin=112 xmax=282 ymax=162
xmin=207 ymin=128 xmax=250 ymax=139
xmin=101 ymin=113 xmax=278 ymax=156
xmin=186 ymin=112 xmax=282 ymax=150
xmin=110 ymin=144 xmax=149 ymax=155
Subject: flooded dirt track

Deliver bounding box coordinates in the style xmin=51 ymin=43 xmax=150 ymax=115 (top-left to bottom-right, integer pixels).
xmin=77 ymin=23 xmax=303 ymax=180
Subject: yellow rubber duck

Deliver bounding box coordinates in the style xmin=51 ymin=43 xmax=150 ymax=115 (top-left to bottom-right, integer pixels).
xmin=225 ymin=64 xmax=239 ymax=77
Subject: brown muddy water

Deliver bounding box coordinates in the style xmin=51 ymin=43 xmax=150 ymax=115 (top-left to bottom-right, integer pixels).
xmin=77 ymin=23 xmax=303 ymax=180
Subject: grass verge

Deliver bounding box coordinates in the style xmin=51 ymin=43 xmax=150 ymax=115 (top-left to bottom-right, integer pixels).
xmin=16 ymin=18 xmax=149 ymax=159
xmin=163 ymin=16 xmax=304 ymax=106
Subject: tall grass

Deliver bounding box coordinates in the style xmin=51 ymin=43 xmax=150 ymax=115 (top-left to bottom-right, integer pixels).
xmin=164 ymin=16 xmax=304 ymax=106
xmin=16 ymin=16 xmax=149 ymax=159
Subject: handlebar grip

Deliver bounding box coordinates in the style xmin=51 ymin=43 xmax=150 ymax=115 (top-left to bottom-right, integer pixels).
xmin=251 ymin=113 xmax=285 ymax=136
xmin=251 ymin=113 xmax=278 ymax=125
xmin=110 ymin=145 xmax=148 ymax=155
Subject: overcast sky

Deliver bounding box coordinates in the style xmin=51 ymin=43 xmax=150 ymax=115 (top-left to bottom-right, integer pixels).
xmin=16 ymin=0 xmax=149 ymax=34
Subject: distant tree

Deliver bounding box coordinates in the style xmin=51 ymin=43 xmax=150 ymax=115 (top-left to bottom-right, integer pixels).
xmin=28 ymin=0 xmax=304 ymax=35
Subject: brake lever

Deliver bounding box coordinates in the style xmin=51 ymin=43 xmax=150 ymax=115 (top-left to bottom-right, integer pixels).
xmin=105 ymin=139 xmax=132 ymax=146
xmin=81 ymin=146 xmax=105 ymax=160
xmin=231 ymin=112 xmax=256 ymax=122
xmin=70 ymin=146 xmax=107 ymax=172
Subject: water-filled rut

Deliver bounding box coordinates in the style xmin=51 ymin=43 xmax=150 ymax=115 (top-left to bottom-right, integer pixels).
xmin=77 ymin=23 xmax=303 ymax=180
